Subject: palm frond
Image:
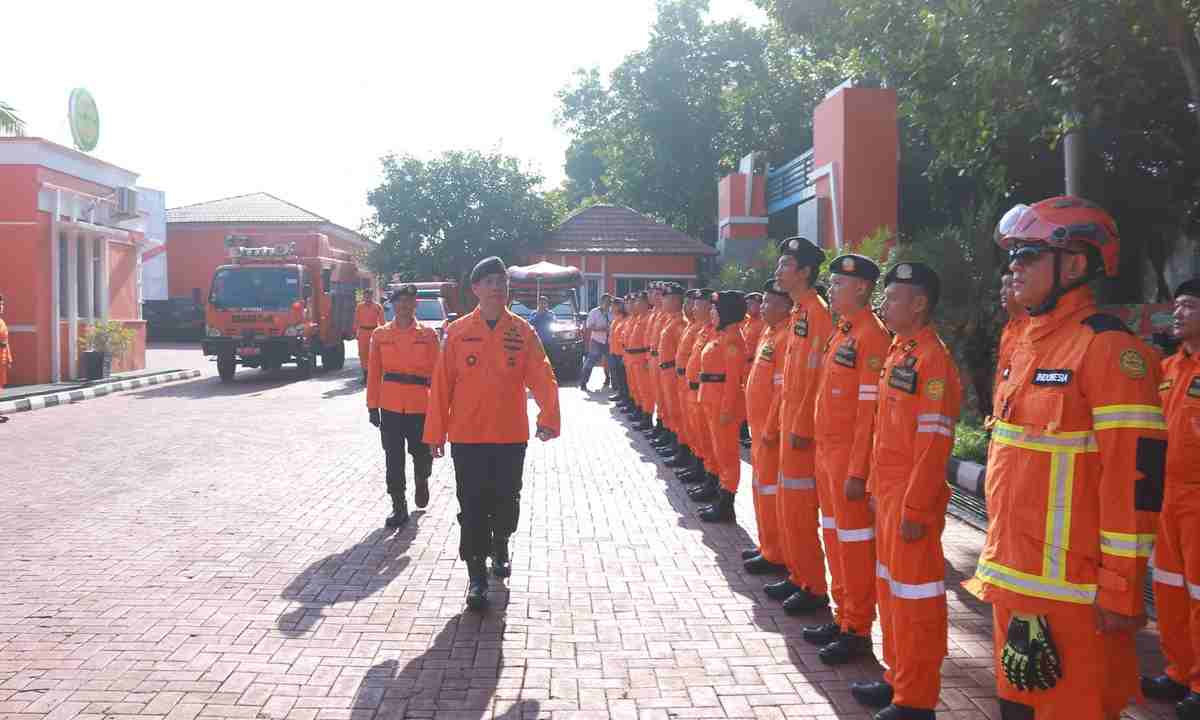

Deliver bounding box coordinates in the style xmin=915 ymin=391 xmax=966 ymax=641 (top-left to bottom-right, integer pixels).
xmin=0 ymin=101 xmax=26 ymax=137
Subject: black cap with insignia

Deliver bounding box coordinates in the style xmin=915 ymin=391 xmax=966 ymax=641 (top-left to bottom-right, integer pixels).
xmin=662 ymin=282 xmax=686 ymax=296
xmin=387 ymin=284 xmax=417 ymax=303
xmin=829 ymin=253 xmax=881 ymax=283
xmin=469 ymin=256 xmax=507 ymax=283
xmin=778 ymin=236 xmax=824 ymax=268
xmin=764 ymin=280 xmax=790 ymax=299
xmin=744 ymin=291 xmax=763 ymax=303
xmin=883 ymin=261 xmax=941 ymax=309
xmin=1175 ymin=278 xmax=1200 ymax=299
xmin=685 ymin=288 xmax=703 ymax=299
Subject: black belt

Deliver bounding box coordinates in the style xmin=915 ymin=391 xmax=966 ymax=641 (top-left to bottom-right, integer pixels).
xmin=383 ymin=372 xmax=430 ymax=386
xmin=675 ymin=368 xmax=685 ymax=377
xmin=626 ymin=347 xmax=649 ymax=354
xmin=700 ymin=373 xmax=726 ymax=383
xmin=360 ymin=325 xmax=378 ymax=330
xmin=659 ymin=360 xmax=675 ymax=370
xmin=688 ymin=382 xmax=700 ymax=391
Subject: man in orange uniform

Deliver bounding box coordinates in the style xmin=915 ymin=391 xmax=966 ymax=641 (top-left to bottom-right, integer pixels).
xmin=683 ymin=291 xmax=719 ymax=496
xmin=643 ymin=284 xmax=668 ymax=439
xmin=763 ymin=236 xmax=833 ymax=616
xmin=608 ymin=298 xmax=630 ymax=404
xmin=367 ymin=285 xmax=441 ymax=528
xmin=742 ymin=291 xmax=765 ymax=348
xmin=668 ymin=291 xmax=704 ymax=474
xmin=697 ymin=291 xmax=749 ymax=522
xmin=423 ymin=256 xmax=561 ymax=611
xmin=0 ymin=293 xmax=11 ymax=391
xmin=848 ymin=262 xmax=961 ymax=719
xmin=1144 ymin=279 xmax=1200 ymax=717
xmin=355 ymin=290 xmax=386 ymax=382
xmin=804 ymin=254 xmax=891 ymax=664
xmin=973 ymin=197 xmax=1165 ymax=720
xmin=622 ymin=293 xmax=650 ymax=424
xmin=742 ymin=280 xmax=793 ymax=573
xmin=653 ymin=284 xmax=687 ymax=459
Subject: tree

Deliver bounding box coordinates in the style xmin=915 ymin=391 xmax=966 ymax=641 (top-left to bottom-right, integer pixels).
xmin=366 ymin=150 xmax=558 ymax=291
xmin=0 ymin=102 xmax=25 ymax=137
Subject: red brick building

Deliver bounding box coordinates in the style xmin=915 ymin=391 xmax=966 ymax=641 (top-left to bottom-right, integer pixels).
xmin=164 ymin=193 xmax=374 ymax=306
xmin=528 ymin=204 xmax=718 ymax=309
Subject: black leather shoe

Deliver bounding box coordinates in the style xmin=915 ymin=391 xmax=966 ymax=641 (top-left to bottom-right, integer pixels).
xmin=492 ymin=537 xmax=512 ymax=578
xmin=801 ymin=622 xmax=841 ymax=646
xmin=741 ymin=547 xmax=762 ymax=560
xmin=876 ymin=705 xmax=933 ymax=720
xmin=634 ymin=418 xmax=653 ymax=431
xmin=688 ymin=480 xmax=719 ymax=502
xmin=679 ymin=470 xmax=706 ymax=484
xmin=698 ymin=489 xmax=735 ymax=522
xmin=1143 ymin=675 xmax=1189 ymax=702
xmin=385 ymin=496 xmax=409 ymax=529
xmin=665 ymin=448 xmax=693 ymax=468
xmin=414 ymin=476 xmax=430 ymax=509
xmin=849 ymin=680 xmax=893 ymax=709
xmin=743 ymin=554 xmax=787 ymax=575
xmin=763 ymin=579 xmax=801 ymax=601
xmin=782 ymin=589 xmax=830 ymax=616
xmin=819 ymin=632 xmax=872 ymax=665
xmin=1179 ymin=692 xmax=1200 ymax=720
xmin=465 ymin=559 xmax=489 ymax=611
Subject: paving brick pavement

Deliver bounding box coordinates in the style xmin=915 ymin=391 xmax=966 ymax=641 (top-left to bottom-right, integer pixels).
xmin=0 ymin=365 xmax=1176 ymax=720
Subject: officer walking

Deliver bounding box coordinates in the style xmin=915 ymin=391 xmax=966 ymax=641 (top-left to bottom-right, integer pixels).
xmin=354 ymin=290 xmax=386 ymax=383
xmin=423 ymin=256 xmax=561 ymax=612
xmin=975 ymin=197 xmax=1165 ymax=720
xmin=366 ymin=285 xmax=439 ymax=528
xmin=804 ymin=254 xmax=890 ymax=665
xmin=849 ymin=262 xmax=961 ymax=720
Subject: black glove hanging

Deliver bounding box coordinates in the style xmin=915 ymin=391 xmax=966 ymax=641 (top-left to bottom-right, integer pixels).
xmin=369 ymin=408 xmax=381 ymax=427
xmin=1001 ymin=613 xmax=1062 ymax=691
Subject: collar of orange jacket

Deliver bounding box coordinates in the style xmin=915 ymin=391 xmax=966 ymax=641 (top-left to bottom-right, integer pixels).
xmin=1026 ymin=286 xmax=1094 ymax=342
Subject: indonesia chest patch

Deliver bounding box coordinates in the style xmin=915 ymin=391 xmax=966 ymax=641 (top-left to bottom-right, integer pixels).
xmin=833 ymin=341 xmax=858 ymax=369
xmin=888 ymin=365 xmax=918 ymax=394
xmin=1033 ymin=368 xmax=1073 ymax=386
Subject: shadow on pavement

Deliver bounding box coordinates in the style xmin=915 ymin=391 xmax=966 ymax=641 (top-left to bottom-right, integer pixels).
xmin=322 ymin=373 xmax=366 ymax=400
xmin=276 ymin=520 xmax=422 ymax=638
xmin=352 ymin=611 xmax=536 ymax=718
xmin=128 ymin=364 xmax=360 ymax=401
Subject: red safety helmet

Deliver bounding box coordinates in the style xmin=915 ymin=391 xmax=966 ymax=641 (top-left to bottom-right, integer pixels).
xmin=994 ymin=196 xmax=1120 ymax=278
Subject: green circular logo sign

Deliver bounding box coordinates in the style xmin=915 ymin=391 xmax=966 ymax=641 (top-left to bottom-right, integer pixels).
xmin=68 ymin=88 xmax=99 ymax=152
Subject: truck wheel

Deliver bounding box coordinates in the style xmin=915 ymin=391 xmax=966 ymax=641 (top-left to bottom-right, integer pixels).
xmin=217 ymin=354 xmax=236 ymax=383
xmin=297 ymin=349 xmax=315 ymax=379
xmin=322 ymin=341 xmax=346 ymax=371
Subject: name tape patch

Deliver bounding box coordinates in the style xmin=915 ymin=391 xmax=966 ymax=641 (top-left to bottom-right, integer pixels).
xmin=1033 ymin=368 xmax=1073 ymax=386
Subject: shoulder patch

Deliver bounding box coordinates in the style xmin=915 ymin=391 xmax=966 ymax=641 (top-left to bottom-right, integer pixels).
xmin=1082 ymin=313 xmax=1133 ymax=335
xmin=1119 ymin=349 xmax=1148 ymax=379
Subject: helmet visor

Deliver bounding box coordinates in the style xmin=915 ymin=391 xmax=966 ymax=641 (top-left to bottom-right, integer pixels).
xmin=994 ymin=204 xmax=1072 ymax=249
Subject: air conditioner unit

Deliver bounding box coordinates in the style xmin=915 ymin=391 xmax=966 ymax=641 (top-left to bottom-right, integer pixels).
xmin=114 ymin=187 xmax=139 ymax=218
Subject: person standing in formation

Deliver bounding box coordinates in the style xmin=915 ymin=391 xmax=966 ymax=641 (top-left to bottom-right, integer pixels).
xmin=696 ymin=291 xmax=749 ymax=522
xmin=607 ymin=298 xmax=629 ymax=403
xmin=681 ymin=291 xmax=719 ymax=498
xmin=742 ymin=280 xmax=793 ymax=574
xmin=354 ymin=289 xmax=386 ymax=382
xmin=804 ymin=254 xmax=891 ymax=666
xmin=423 ymin=257 xmax=561 ymax=612
xmin=665 ymin=290 xmax=702 ymax=472
xmin=651 ymin=284 xmax=687 ymax=461
xmin=764 ymin=236 xmax=833 ymax=616
xmin=366 ymin=285 xmax=439 ymax=528
xmin=975 ymin=197 xmax=1165 ymax=720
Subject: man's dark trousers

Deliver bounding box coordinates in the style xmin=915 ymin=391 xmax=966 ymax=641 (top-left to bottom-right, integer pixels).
xmin=380 ymin=410 xmax=433 ymax=498
xmin=451 ymin=443 xmax=527 ymax=560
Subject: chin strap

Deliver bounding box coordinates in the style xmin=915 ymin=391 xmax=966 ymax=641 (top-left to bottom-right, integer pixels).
xmin=1025 ymin=249 xmax=1099 ymax=317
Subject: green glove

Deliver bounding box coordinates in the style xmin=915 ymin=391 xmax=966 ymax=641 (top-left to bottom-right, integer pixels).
xmin=1001 ymin=613 xmax=1062 ymax=691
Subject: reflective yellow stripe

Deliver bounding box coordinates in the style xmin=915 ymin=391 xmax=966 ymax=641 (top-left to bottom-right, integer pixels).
xmin=991 ymin=421 xmax=1098 ymax=454
xmin=1042 ymin=452 xmax=1075 ymax=580
xmin=1092 ymin=404 xmax=1167 ymax=431
xmin=975 ymin=559 xmax=1097 ymax=604
xmin=1099 ymin=530 xmax=1156 ymax=558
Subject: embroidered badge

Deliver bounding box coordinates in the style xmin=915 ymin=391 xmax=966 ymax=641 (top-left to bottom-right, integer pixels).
xmin=1189 ymin=376 xmax=1200 ymax=398
xmin=1118 ymin=349 xmax=1147 ymax=379
xmin=1032 ymin=369 xmax=1073 ymax=386
xmin=925 ymin=378 xmax=946 ymax=400
xmin=896 ymin=264 xmax=913 ymax=280
xmin=867 ymin=356 xmax=883 ymax=371
xmin=833 ymin=342 xmax=857 ymax=369
xmin=466 ymin=354 xmax=478 ymax=367
xmin=889 ymin=366 xmax=918 ymax=394
xmin=903 ymin=355 xmax=917 ymax=369
xmin=841 ymin=257 xmax=856 ymax=273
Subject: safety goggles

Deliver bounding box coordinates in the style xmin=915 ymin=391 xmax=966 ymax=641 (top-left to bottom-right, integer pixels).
xmin=1008 ymin=242 xmax=1082 ymax=266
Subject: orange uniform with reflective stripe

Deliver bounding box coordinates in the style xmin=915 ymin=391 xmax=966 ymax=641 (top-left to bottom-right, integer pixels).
xmin=609 ymin=316 xmax=627 ymax=358
xmin=1153 ymin=349 xmax=1200 ymax=695
xmin=673 ymin=319 xmax=701 ymax=448
xmin=741 ymin=316 xmax=765 ymax=351
xmin=686 ymin=322 xmax=716 ymax=466
xmin=366 ymin=321 xmax=440 ymax=414
xmin=870 ymin=323 xmax=961 ymax=711
xmin=993 ymin=311 xmax=1029 ymax=413
xmin=815 ymin=306 xmax=890 ymax=636
xmin=625 ymin=312 xmax=649 ymax=409
xmin=699 ymin=326 xmax=749 ymax=492
xmin=354 ymin=302 xmax=386 ymax=366
xmin=422 ymin=307 xmax=560 ymax=446
xmin=0 ymin=318 xmax=10 ymax=388
xmin=746 ymin=320 xmax=789 ymax=564
xmin=656 ymin=313 xmax=685 ymax=433
xmin=974 ymin=288 xmax=1165 ymax=716
xmin=769 ymin=288 xmax=833 ymax=592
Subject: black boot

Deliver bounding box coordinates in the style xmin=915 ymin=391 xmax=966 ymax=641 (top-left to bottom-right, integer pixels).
xmin=655 ymin=437 xmax=678 ymax=457
xmin=1180 ymin=693 xmax=1200 ymax=720
xmin=698 ymin=489 xmax=735 ymax=522
xmin=819 ymin=632 xmax=872 ymax=665
xmin=743 ymin=554 xmax=787 ymax=575
xmin=741 ymin=547 xmax=762 ymax=560
xmin=385 ymin=495 xmax=409 ymax=528
xmin=665 ymin=445 xmax=693 ymax=468
xmin=633 ymin=414 xmax=653 ymax=431
xmin=465 ymin=558 xmax=489 ymax=611
xmin=763 ymin=578 xmax=801 ymax=601
xmin=849 ymin=680 xmax=893 ymax=708
xmin=688 ymin=475 xmax=719 ymax=501
xmin=414 ymin=475 xmax=430 ymax=509
xmin=492 ymin=536 xmax=512 ymax=578
xmin=875 ymin=705 xmax=933 ymax=720
xmin=782 ymin=588 xmax=830 ymax=616
xmin=801 ymin=622 xmax=841 ymax=646
xmin=1143 ymin=675 xmax=1189 ymax=702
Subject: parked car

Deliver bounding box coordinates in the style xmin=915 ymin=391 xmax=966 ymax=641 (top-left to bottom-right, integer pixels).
xmin=384 ymin=293 xmax=456 ymax=342
xmin=143 ymin=298 xmax=205 ymax=340
xmin=509 ymin=292 xmax=584 ymax=379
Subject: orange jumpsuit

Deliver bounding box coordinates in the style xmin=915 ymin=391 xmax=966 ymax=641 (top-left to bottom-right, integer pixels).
xmin=610 ymin=315 xmax=627 ymax=393
xmin=870 ymin=323 xmax=961 ymax=711
xmin=625 ymin=312 xmax=649 ymax=410
xmin=657 ymin=313 xmax=685 ymax=435
xmin=674 ymin=318 xmax=701 ymax=450
xmin=422 ymin=307 xmax=561 ymax=446
xmin=354 ymin=302 xmax=386 ymax=366
xmin=768 ymin=289 xmax=833 ymax=593
xmin=0 ymin=318 xmax=10 ymax=388
xmin=646 ymin=308 xmax=666 ymax=418
xmin=973 ymin=288 xmax=1165 ymax=718
xmin=1154 ymin=349 xmax=1200 ymax=696
xmin=742 ymin=316 xmax=765 ymax=350
xmin=746 ymin=320 xmax=789 ymax=565
xmin=815 ymin=306 xmax=890 ymax=637
xmin=686 ymin=322 xmax=716 ymax=469
xmin=699 ymin=326 xmax=749 ymax=492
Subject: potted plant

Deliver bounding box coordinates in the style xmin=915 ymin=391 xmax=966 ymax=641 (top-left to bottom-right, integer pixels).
xmin=78 ymin=320 xmax=135 ymax=381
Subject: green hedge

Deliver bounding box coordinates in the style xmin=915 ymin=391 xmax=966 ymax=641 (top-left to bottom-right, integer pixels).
xmin=953 ymin=421 xmax=989 ymax=465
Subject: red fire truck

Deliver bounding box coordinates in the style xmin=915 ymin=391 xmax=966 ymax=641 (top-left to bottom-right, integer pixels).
xmin=202 ymin=233 xmax=372 ymax=382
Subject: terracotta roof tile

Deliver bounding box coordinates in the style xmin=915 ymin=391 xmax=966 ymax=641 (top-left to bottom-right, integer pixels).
xmin=544 ymin=205 xmax=717 ymax=256
xmin=166 ymin=192 xmax=326 ymax=224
